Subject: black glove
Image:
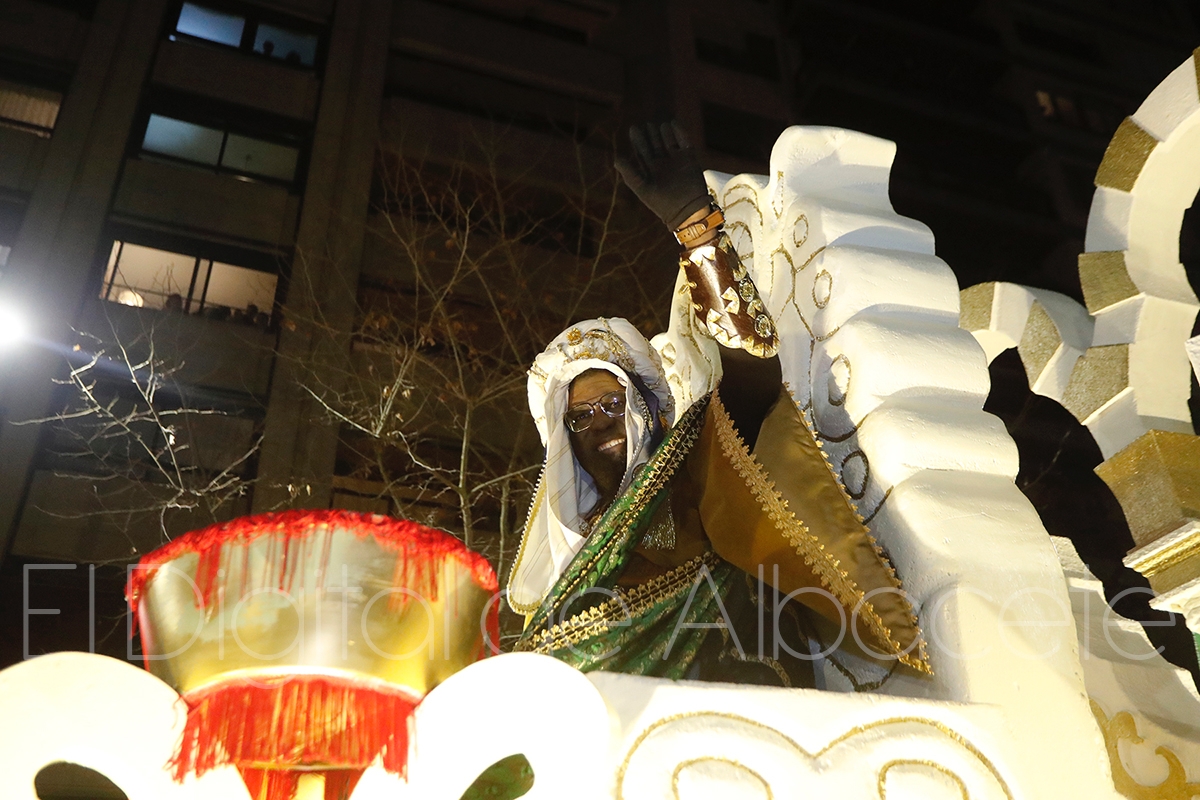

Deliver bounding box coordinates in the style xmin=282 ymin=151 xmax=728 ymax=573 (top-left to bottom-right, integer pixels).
xmin=614 ymin=121 xmax=712 ymax=231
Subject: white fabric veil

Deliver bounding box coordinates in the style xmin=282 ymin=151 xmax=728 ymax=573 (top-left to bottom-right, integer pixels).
xmin=507 ymin=318 xmax=675 ymax=615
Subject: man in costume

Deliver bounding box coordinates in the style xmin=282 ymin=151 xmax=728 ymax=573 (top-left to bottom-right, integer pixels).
xmin=508 ymin=123 xmax=929 ymax=685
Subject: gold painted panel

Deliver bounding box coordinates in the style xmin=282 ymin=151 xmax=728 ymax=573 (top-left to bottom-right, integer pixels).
xmin=1061 ymin=344 xmax=1129 ymax=422
xmin=1079 ymin=251 xmax=1140 ymax=314
xmin=1017 ymin=301 xmax=1062 ymax=386
xmin=959 ymin=282 xmax=995 ymax=331
xmin=1097 ymin=430 xmax=1200 ymax=548
xmin=1095 ymin=117 xmax=1158 ymax=193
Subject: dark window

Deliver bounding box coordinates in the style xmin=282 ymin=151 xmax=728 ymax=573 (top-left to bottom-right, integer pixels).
xmin=702 ymin=103 xmax=784 ymax=162
xmin=1015 ymin=21 xmax=1105 ymax=66
xmin=27 ymin=0 xmax=99 ymax=17
xmin=170 ymin=2 xmax=321 ymax=68
xmin=819 ymin=0 xmax=1001 ymax=45
xmin=695 ymin=33 xmax=781 ymax=81
xmin=793 ymin=6 xmax=1016 ymax=130
xmin=140 ymin=113 xmax=300 ymax=182
xmin=100 ymin=240 xmax=278 ymax=321
xmin=1034 ymin=89 xmax=1122 ymax=136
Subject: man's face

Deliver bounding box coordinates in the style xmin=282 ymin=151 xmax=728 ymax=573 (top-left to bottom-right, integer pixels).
xmin=566 ymin=369 xmax=628 ymax=492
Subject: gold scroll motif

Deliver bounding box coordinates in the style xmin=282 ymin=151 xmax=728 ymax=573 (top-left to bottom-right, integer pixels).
xmin=616 ymin=711 xmax=1012 ymax=800
xmin=1091 ymin=700 xmax=1200 ymax=800
xmin=879 ymin=760 xmax=970 ymax=799
xmin=671 ymin=757 xmax=773 ymax=799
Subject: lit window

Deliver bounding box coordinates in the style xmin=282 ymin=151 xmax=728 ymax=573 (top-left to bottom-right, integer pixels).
xmin=176 ymin=3 xmax=245 ymax=47
xmin=101 ymin=241 xmax=277 ymax=319
xmin=0 ymin=79 xmax=62 ymax=137
xmin=254 ymin=24 xmax=318 ymax=67
xmin=221 ymin=133 xmax=298 ymax=180
xmin=142 ymin=114 xmax=223 ymax=164
xmin=201 ymin=261 xmax=278 ymax=310
xmin=140 ymin=114 xmax=300 ymax=182
xmin=173 ymin=3 xmax=319 ymax=69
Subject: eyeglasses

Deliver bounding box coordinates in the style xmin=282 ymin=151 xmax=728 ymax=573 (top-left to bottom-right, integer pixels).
xmin=564 ymin=390 xmax=626 ymax=433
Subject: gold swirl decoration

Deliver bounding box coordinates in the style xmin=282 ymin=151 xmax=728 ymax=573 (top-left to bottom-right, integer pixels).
xmin=1091 ymin=700 xmax=1200 ymax=800
xmin=616 ymin=711 xmax=1012 ymax=799
xmin=672 ymin=757 xmax=773 ymax=799
xmin=707 ymin=131 xmax=949 ymax=605
xmin=700 ymin=131 xmax=1052 ymax=702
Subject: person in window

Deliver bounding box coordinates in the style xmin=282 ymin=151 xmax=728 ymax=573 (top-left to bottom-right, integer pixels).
xmin=508 ymin=123 xmax=930 ymax=684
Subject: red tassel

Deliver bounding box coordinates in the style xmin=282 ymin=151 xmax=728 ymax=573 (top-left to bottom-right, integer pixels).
xmin=172 ymin=674 xmax=420 ymax=784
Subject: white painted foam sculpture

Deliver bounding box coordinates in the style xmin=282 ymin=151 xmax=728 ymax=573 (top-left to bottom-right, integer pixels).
xmin=1079 ymin=50 xmax=1200 ymax=455
xmin=962 ymin=49 xmax=1200 ymax=459
xmin=0 ymin=652 xmax=249 ymax=799
xmin=1051 ymin=536 xmax=1200 ymax=796
xmin=654 ymin=125 xmax=1120 ymax=795
xmin=959 ymin=281 xmax=1094 ymax=400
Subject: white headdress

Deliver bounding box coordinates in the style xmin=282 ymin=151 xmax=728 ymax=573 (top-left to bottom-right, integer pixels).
xmin=507 ymin=318 xmax=675 ymax=614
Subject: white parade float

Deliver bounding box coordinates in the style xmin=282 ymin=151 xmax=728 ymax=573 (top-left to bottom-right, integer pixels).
xmin=4 ymin=51 xmax=1200 ymax=800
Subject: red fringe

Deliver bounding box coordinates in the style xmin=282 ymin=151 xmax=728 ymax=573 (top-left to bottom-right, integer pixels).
xmin=127 ymin=510 xmax=499 ymax=643
xmin=173 ymin=675 xmax=419 ymax=785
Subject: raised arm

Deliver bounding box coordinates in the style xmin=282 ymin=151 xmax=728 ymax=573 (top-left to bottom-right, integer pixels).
xmin=615 ymin=121 xmax=781 ymax=446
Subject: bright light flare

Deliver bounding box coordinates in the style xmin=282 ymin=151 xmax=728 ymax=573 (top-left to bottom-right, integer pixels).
xmin=115 ymin=289 xmax=144 ymax=307
xmin=0 ymin=305 xmax=27 ymax=347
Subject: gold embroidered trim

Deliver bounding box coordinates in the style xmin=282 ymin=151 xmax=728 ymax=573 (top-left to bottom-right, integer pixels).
xmin=718 ymin=626 xmax=792 ymax=687
xmin=710 ymin=394 xmax=930 ymax=673
xmin=552 ymin=321 xmax=641 ymax=377
xmin=641 ymin=491 xmax=677 ymax=550
xmin=541 ymin=397 xmax=710 ymax=614
xmin=792 ymin=401 xmax=911 ymax=604
xmin=517 ymin=551 xmax=722 ymax=654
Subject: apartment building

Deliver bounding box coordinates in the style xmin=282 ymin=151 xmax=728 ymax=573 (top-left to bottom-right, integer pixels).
xmin=0 ymin=0 xmax=791 ymax=667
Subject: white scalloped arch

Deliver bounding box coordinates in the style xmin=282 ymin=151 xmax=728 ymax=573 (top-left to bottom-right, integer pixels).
xmin=961 ymin=49 xmax=1200 ymax=458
